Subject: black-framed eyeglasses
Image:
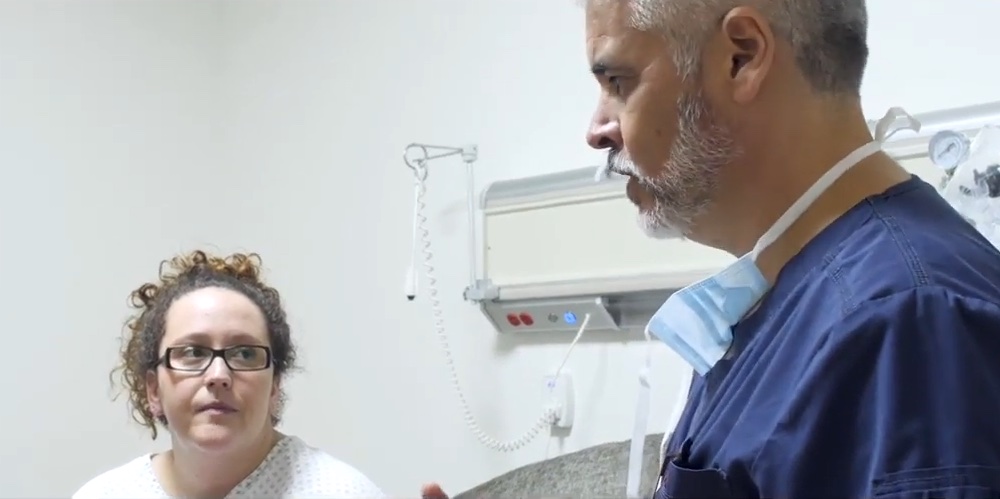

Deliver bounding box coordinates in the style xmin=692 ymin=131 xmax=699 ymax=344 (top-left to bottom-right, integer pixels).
xmin=159 ymin=345 xmax=273 ymax=372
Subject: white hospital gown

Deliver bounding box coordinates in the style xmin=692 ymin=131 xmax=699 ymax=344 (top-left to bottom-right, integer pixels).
xmin=72 ymin=434 xmax=385 ymax=498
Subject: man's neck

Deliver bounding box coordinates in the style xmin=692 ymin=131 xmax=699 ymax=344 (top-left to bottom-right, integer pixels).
xmin=753 ymin=152 xmax=911 ymax=281
xmin=689 ymin=102 xmax=911 ymax=278
xmin=162 ymin=429 xmax=279 ymax=498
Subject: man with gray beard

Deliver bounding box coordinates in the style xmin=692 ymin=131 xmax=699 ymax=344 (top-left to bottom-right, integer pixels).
xmin=423 ymin=1 xmax=1000 ymax=498
xmin=583 ymin=0 xmax=1000 ymax=498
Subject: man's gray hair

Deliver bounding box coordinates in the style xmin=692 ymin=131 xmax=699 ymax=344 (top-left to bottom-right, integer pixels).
xmin=595 ymin=0 xmax=869 ymax=95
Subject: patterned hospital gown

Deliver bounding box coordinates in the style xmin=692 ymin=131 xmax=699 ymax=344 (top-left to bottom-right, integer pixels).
xmin=71 ymin=434 xmax=385 ymax=498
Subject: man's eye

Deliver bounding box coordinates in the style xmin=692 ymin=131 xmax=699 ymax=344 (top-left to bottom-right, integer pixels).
xmin=608 ymin=76 xmax=624 ymax=95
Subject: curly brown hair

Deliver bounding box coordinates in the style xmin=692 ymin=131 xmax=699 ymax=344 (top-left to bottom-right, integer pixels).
xmin=110 ymin=249 xmax=298 ymax=439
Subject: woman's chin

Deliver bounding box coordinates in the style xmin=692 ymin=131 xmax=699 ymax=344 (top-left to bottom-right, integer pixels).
xmin=185 ymin=422 xmax=242 ymax=452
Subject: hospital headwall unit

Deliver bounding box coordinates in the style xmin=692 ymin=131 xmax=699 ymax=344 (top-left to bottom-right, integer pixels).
xmin=463 ymin=101 xmax=1000 ymax=334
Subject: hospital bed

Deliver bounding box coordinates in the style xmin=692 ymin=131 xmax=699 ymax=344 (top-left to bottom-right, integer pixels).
xmin=454 ymin=433 xmax=665 ymax=499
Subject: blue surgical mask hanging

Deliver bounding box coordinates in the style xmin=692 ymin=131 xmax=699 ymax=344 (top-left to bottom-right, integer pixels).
xmin=645 ymin=107 xmax=921 ymax=376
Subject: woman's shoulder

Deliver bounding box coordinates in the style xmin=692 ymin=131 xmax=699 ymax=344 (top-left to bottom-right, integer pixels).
xmin=72 ymin=454 xmax=165 ymax=499
xmin=261 ymin=434 xmax=385 ymax=498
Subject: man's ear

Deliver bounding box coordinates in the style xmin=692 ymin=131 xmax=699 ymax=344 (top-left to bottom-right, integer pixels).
xmin=720 ymin=6 xmax=774 ymax=104
xmin=146 ymin=369 xmax=162 ymax=418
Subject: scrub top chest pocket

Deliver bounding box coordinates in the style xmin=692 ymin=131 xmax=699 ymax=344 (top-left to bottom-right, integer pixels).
xmin=654 ymin=439 xmax=738 ymax=499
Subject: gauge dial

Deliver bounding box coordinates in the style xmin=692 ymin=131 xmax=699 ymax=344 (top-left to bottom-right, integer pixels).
xmin=929 ymin=130 xmax=971 ymax=171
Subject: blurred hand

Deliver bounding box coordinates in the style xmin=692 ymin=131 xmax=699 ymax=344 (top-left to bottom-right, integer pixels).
xmin=421 ymin=483 xmax=449 ymax=499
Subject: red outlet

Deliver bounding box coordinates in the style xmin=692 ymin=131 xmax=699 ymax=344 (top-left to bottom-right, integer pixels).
xmin=506 ymin=313 xmax=522 ymax=326
xmin=519 ymin=313 xmax=534 ymax=326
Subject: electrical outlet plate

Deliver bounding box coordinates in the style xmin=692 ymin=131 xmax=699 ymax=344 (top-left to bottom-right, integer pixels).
xmin=542 ymin=371 xmax=575 ymax=429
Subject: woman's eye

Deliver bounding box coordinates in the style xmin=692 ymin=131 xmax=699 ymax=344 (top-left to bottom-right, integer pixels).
xmin=181 ymin=346 xmax=209 ymax=358
xmin=234 ymin=347 xmax=257 ymax=359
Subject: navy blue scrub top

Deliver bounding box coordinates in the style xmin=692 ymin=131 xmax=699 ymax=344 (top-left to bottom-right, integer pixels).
xmin=657 ymin=176 xmax=1000 ymax=499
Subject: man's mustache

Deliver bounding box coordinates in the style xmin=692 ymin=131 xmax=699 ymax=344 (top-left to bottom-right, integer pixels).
xmin=606 ymin=149 xmax=634 ymax=176
xmin=605 ymin=149 xmax=668 ymax=196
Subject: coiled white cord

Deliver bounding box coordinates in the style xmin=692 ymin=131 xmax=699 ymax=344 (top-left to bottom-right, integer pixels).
xmin=411 ymin=164 xmax=590 ymax=452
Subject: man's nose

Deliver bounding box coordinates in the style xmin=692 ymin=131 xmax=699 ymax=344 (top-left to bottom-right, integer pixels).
xmin=586 ymin=111 xmax=622 ymax=150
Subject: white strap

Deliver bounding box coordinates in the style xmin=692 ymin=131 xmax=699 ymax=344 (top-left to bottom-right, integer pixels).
xmin=751 ymin=106 xmax=920 ymax=258
xmin=626 ymin=348 xmax=653 ymax=498
xmin=660 ymin=367 xmax=693 ymax=466
xmin=874 ymin=107 xmax=920 ymax=143
xmin=626 ymin=366 xmax=651 ymax=498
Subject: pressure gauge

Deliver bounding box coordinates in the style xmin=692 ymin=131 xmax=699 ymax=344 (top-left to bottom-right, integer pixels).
xmin=929 ymin=130 xmax=971 ymax=171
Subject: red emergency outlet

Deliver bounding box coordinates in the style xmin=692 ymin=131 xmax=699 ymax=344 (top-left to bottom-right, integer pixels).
xmin=506 ymin=313 xmax=522 ymax=326
xmin=519 ymin=313 xmax=534 ymax=326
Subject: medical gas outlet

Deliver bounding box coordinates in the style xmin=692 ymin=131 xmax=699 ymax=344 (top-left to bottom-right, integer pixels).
xmin=483 ymin=296 xmax=620 ymax=333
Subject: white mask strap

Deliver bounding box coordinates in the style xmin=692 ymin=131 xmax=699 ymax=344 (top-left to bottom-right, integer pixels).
xmin=626 ymin=331 xmax=654 ymax=498
xmin=751 ymin=107 xmax=920 ymax=258
xmin=874 ymin=106 xmax=921 ymax=142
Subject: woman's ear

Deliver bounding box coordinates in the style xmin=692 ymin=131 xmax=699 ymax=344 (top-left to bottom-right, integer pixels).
xmin=269 ymin=377 xmax=281 ymax=415
xmin=146 ymin=369 xmax=163 ymax=418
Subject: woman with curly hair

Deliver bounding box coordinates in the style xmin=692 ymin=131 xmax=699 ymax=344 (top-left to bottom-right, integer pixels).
xmin=72 ymin=250 xmax=384 ymax=498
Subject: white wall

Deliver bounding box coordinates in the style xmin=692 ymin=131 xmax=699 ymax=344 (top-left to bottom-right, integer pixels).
xmin=4 ymin=0 xmax=999 ymax=497
xmin=0 ymin=1 xmax=230 ymax=496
